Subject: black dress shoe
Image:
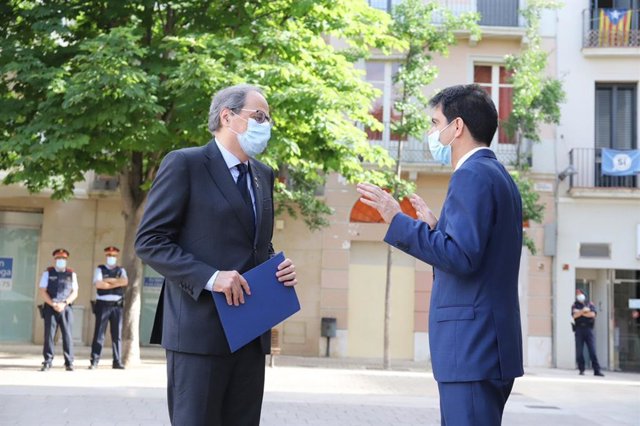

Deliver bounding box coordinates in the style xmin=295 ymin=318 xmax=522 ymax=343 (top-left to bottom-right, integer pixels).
xmin=88 ymin=363 xmax=98 ymax=370
xmin=594 ymin=371 xmax=605 ymax=377
xmin=65 ymin=364 xmax=74 ymax=371
xmin=40 ymin=363 xmax=51 ymax=372
xmin=579 ymin=371 xmax=584 ymax=375
xmin=112 ymin=364 xmax=125 ymax=370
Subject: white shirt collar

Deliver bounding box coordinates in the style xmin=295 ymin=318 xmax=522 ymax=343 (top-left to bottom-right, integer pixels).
xmin=215 ymin=138 xmax=247 ymax=170
xmin=454 ymin=146 xmax=492 ymax=171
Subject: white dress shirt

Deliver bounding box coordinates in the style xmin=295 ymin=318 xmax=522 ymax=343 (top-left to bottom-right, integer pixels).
xmin=455 ymin=146 xmax=492 ymax=171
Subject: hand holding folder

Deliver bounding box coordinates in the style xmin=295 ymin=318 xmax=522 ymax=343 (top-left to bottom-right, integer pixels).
xmin=212 ymin=252 xmax=300 ymax=352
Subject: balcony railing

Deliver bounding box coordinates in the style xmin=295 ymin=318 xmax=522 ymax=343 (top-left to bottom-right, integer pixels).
xmin=439 ymin=0 xmax=520 ymax=27
xmin=583 ymin=8 xmax=640 ymax=48
xmin=371 ymin=138 xmax=520 ymax=167
xmin=369 ymin=0 xmax=522 ymax=27
xmin=569 ymin=148 xmax=639 ymax=189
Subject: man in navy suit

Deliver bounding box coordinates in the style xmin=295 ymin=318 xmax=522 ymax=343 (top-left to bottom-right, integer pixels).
xmin=358 ymin=84 xmax=523 ymax=425
xmin=135 ymin=84 xmax=297 ymax=426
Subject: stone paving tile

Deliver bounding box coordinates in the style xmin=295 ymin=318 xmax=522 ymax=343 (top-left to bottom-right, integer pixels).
xmin=1 ymin=345 xmax=639 ymax=425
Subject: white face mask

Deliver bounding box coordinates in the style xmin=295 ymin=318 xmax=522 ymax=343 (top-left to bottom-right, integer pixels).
xmin=55 ymin=259 xmax=67 ymax=270
xmin=106 ymin=256 xmax=117 ymax=267
xmin=427 ymin=120 xmax=456 ymax=166
xmin=576 ymin=294 xmax=586 ymax=303
xmin=230 ymin=114 xmax=271 ymax=158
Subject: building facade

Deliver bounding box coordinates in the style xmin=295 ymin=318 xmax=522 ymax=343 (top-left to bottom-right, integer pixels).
xmin=553 ymin=0 xmax=640 ymax=372
xmin=2 ymin=0 xmax=637 ymax=372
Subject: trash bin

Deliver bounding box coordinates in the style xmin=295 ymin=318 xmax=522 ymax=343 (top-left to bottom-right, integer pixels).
xmin=321 ymin=317 xmax=337 ymax=338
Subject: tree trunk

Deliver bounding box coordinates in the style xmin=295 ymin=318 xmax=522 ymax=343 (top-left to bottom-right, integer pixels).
xmin=515 ymin=129 xmax=523 ymax=169
xmin=119 ymin=153 xmax=148 ymax=366
xmin=383 ymin=245 xmax=392 ymax=370
xmin=120 ymin=201 xmax=146 ymax=366
xmin=383 ymin=136 xmax=405 ymax=369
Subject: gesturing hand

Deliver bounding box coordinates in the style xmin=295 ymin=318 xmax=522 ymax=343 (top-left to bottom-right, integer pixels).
xmin=356 ymin=183 xmax=402 ymax=223
xmin=276 ymin=258 xmax=297 ymax=287
xmin=409 ymin=194 xmax=438 ymax=229
xmin=213 ymin=271 xmax=251 ymax=306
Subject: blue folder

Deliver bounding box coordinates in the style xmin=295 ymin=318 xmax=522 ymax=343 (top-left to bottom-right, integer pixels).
xmin=212 ymin=252 xmax=300 ymax=352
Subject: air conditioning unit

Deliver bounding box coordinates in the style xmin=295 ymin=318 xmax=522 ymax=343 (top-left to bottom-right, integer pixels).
xmin=92 ymin=175 xmax=119 ymax=191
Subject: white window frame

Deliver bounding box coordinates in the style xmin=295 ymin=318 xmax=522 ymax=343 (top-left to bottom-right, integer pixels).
xmin=468 ymin=57 xmax=517 ymax=162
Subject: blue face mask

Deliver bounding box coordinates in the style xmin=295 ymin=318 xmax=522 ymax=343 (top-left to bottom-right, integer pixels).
xmin=231 ymin=115 xmax=271 ymax=158
xmin=428 ymin=120 xmax=456 ymax=166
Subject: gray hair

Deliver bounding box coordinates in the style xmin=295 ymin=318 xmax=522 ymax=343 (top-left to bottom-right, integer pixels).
xmin=208 ymin=84 xmax=264 ymax=134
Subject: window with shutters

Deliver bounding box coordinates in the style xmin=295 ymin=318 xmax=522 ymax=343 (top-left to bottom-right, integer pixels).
xmin=594 ymin=83 xmax=637 ymax=188
xmin=473 ymin=64 xmax=515 ymax=145
xmin=365 ymin=61 xmax=405 ymax=142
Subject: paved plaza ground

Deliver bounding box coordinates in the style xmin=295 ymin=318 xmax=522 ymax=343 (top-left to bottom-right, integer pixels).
xmin=0 ymin=344 xmax=638 ymax=425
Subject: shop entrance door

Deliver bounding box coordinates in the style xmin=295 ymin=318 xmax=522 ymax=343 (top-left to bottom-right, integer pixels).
xmin=613 ymin=270 xmax=640 ymax=372
xmin=0 ymin=211 xmax=42 ymax=342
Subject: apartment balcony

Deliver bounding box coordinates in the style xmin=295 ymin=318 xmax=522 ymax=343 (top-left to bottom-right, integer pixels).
xmin=369 ymin=0 xmax=525 ymax=38
xmin=437 ymin=0 xmax=522 ymax=27
xmin=568 ymin=148 xmax=640 ymax=197
xmin=582 ymin=8 xmax=640 ymax=57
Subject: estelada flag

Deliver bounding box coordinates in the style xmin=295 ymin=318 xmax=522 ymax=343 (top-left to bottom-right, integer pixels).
xmin=599 ymin=9 xmax=633 ymax=46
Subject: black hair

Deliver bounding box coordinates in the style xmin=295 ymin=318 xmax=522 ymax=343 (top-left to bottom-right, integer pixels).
xmin=428 ymin=84 xmax=498 ymax=146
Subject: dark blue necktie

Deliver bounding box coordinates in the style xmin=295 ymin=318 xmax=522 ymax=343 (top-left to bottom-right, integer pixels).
xmin=236 ymin=164 xmax=255 ymax=234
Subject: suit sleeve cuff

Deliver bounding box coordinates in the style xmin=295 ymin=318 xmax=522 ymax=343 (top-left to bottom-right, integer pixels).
xmin=205 ymin=271 xmax=219 ymax=292
xmin=384 ymin=213 xmax=412 ymax=248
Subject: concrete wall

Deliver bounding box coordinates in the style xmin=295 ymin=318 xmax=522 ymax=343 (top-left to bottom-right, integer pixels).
xmin=271 ymin=211 xmax=323 ymax=356
xmin=555 ymin=197 xmax=640 ymax=368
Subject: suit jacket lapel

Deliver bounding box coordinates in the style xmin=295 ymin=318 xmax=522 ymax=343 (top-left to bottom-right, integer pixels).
xmin=203 ymin=141 xmax=255 ymax=240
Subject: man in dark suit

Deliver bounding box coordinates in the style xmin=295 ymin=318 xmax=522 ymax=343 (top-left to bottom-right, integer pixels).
xmin=135 ymin=84 xmax=297 ymax=426
xmin=357 ymin=84 xmax=523 ymax=425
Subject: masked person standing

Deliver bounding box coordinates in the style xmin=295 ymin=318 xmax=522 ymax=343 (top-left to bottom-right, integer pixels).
xmin=136 ymin=84 xmax=298 ymax=426
xmin=357 ymin=85 xmax=523 ymax=425
xmin=572 ymin=289 xmax=604 ymax=377
xmin=38 ymin=248 xmax=78 ymax=371
xmin=89 ymin=246 xmax=128 ymax=369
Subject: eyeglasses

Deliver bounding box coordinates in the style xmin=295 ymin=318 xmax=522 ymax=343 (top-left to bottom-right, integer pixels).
xmin=240 ymin=108 xmax=273 ymax=126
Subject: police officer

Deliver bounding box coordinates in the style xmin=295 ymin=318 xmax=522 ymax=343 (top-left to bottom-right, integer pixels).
xmin=89 ymin=246 xmax=128 ymax=369
xmin=38 ymin=248 xmax=78 ymax=371
xmin=572 ymin=289 xmax=605 ymax=377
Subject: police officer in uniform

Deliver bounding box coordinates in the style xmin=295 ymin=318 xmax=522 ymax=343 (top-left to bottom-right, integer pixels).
xmin=89 ymin=246 xmax=128 ymax=369
xmin=38 ymin=248 xmax=78 ymax=371
xmin=572 ymin=289 xmax=605 ymax=377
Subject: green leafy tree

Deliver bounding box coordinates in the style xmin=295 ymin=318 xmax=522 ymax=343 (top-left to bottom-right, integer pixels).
xmin=0 ymin=0 xmax=402 ymax=364
xmin=504 ymin=0 xmax=565 ymax=167
xmin=510 ymin=171 xmax=545 ymax=254
xmin=503 ymin=0 xmax=565 ymax=253
xmin=379 ymin=0 xmax=479 ymax=369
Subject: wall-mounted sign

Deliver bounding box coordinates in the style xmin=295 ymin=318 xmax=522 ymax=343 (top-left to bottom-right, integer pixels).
xmin=0 ymin=257 xmax=13 ymax=291
xmin=629 ymin=299 xmax=640 ymax=309
xmin=534 ymin=182 xmax=553 ymax=193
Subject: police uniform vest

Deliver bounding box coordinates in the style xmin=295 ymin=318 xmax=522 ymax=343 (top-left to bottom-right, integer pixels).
xmin=46 ymin=267 xmax=74 ymax=303
xmin=97 ymin=265 xmax=124 ymax=298
xmin=573 ymin=302 xmax=595 ymax=328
